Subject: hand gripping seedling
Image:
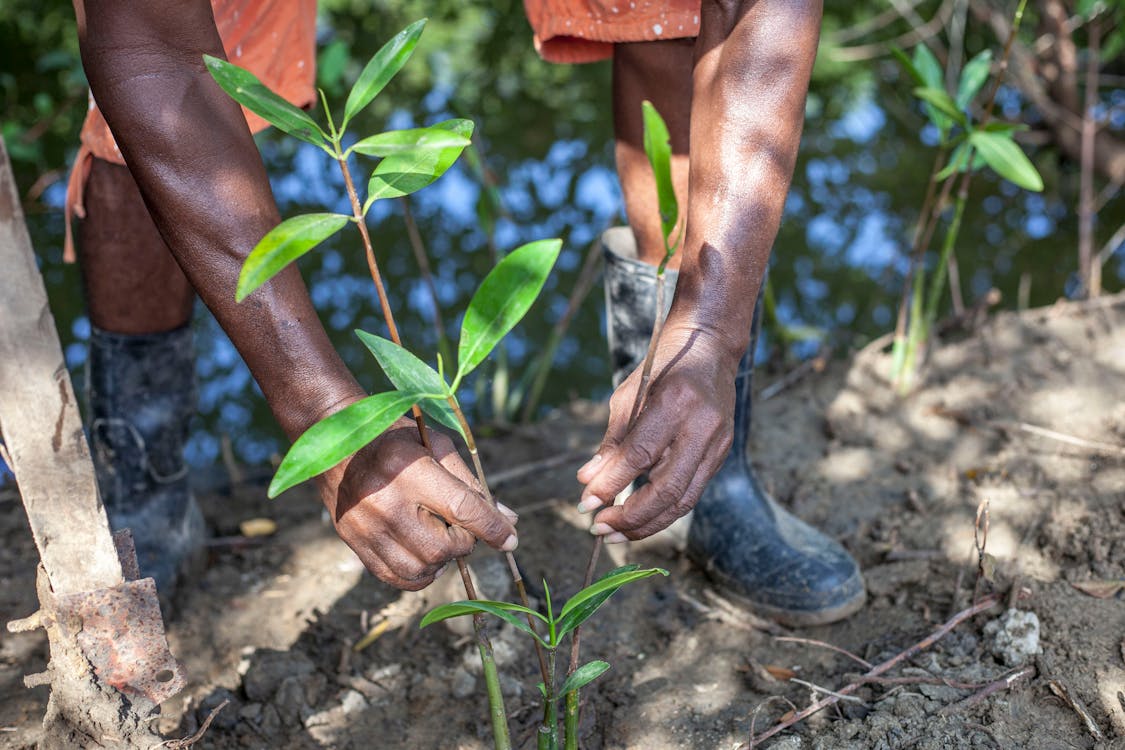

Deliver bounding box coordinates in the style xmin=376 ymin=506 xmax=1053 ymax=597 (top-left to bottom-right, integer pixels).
xmin=206 ymin=21 xmax=667 ymax=750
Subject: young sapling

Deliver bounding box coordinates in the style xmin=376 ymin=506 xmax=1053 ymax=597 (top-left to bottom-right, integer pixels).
xmin=205 ymin=20 xmax=554 ymax=747
xmin=564 ymin=100 xmax=682 ymax=749
xmin=888 ymin=0 xmax=1042 ymax=392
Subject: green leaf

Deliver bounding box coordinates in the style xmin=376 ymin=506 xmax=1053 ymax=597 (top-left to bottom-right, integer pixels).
xmin=955 ymin=50 xmax=993 ymax=110
xmin=912 ymin=44 xmax=944 ymax=89
xmin=343 ymin=19 xmax=427 ymax=128
xmin=969 ymin=131 xmax=1044 ymax=191
xmin=203 ymin=55 xmax=327 ymax=148
xmin=268 ymin=390 xmax=423 ymax=497
xmin=350 ymin=126 xmax=471 ymax=158
xmin=913 ymin=87 xmax=967 ymax=126
xmin=354 ymin=330 xmax=463 ymax=436
xmin=364 ymin=119 xmax=475 ymax=209
xmin=641 ymin=101 xmax=678 ymax=251
xmin=891 ymin=46 xmax=925 ymax=87
xmin=456 ymin=239 xmax=562 ymax=381
xmin=420 ymin=600 xmax=548 ymax=645
xmin=935 ymin=142 xmax=971 ymax=181
xmin=560 ymin=661 xmax=610 ymax=696
xmin=981 ymin=121 xmax=1029 ymax=135
xmin=237 ymin=213 xmax=349 ymax=301
xmin=555 ymin=567 xmax=667 ymax=639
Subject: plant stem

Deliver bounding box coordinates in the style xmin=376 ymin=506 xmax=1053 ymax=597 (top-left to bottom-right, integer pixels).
xmin=566 ymin=268 xmax=671 ymax=737
xmin=923 ymin=179 xmax=969 ymax=332
xmin=335 ymin=151 xmax=429 ymax=443
xmin=563 ymin=688 xmax=579 ymax=750
xmin=480 ymin=639 xmax=512 ymax=750
xmin=334 ymin=148 xmax=510 ymax=748
xmin=1078 ymin=16 xmax=1101 ymax=298
xmin=538 ymin=648 xmax=559 ymax=750
xmin=447 ymin=395 xmax=553 ymax=689
xmin=521 ymin=235 xmax=603 ymax=423
xmin=401 ymin=197 xmax=455 ymax=366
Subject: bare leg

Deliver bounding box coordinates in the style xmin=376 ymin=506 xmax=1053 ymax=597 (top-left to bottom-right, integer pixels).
xmin=612 ymin=39 xmax=694 ymax=270
xmin=78 ymin=158 xmax=195 ymax=333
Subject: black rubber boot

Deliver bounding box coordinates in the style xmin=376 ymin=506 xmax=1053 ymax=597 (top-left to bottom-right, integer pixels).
xmin=87 ymin=324 xmax=206 ymax=595
xmin=602 ymin=227 xmax=865 ymax=626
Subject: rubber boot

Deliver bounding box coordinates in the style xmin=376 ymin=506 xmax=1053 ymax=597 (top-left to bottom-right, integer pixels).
xmin=602 ymin=227 xmax=865 ymax=626
xmin=87 ymin=324 xmax=206 ymax=595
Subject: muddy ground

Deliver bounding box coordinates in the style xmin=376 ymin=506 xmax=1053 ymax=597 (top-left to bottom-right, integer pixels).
xmin=2 ymin=293 xmax=1124 ymax=749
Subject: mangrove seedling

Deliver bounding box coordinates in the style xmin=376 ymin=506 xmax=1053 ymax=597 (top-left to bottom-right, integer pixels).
xmin=889 ymin=0 xmax=1042 ymax=392
xmin=563 ymin=100 xmax=683 ymax=749
xmin=206 ymin=21 xmax=669 ymax=750
xmin=206 ymin=19 xmax=549 ymax=747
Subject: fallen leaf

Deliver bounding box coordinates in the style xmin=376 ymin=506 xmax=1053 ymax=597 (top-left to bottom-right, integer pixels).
xmin=764 ymin=665 xmax=797 ymax=681
xmin=239 ymin=518 xmax=278 ymax=537
xmin=1070 ymin=580 xmax=1125 ymax=599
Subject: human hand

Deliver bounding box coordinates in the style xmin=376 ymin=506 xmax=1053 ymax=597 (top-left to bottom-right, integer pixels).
xmin=318 ymin=417 xmax=518 ymax=590
xmin=576 ymin=325 xmax=738 ymax=540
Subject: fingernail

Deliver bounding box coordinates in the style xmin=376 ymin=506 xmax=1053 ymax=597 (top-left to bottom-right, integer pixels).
xmin=590 ymin=522 xmax=615 ymax=536
xmin=434 ymin=563 xmax=449 ymax=578
xmin=605 ymin=532 xmax=628 ymax=544
xmin=578 ymin=453 xmax=603 ymax=475
xmin=577 ymin=496 xmax=603 ymax=513
xmin=497 ymin=502 xmax=519 ymax=521
xmin=501 ymin=534 xmax=518 ymax=552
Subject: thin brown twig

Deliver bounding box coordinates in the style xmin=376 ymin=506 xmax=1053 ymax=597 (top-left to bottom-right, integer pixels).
xmin=400 ymin=197 xmax=451 ymax=357
xmin=153 ymin=700 xmax=230 ymax=749
xmin=992 ymin=420 xmax=1125 ymax=458
xmin=938 ymin=667 xmax=1034 ymax=715
xmin=746 ymin=593 xmax=1004 ymax=746
xmin=774 ymin=636 xmax=873 ymax=670
xmin=789 ymin=678 xmax=869 ymax=704
xmin=971 ymin=496 xmax=991 ymax=604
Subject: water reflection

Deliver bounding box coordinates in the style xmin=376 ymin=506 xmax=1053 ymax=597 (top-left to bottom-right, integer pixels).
xmin=17 ymin=8 xmax=1123 ymax=473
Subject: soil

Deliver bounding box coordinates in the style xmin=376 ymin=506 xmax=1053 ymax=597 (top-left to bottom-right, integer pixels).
xmin=2 ymin=293 xmax=1124 ymax=749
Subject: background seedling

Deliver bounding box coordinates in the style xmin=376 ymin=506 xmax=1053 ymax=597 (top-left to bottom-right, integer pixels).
xmin=889 ymin=0 xmax=1042 ymax=392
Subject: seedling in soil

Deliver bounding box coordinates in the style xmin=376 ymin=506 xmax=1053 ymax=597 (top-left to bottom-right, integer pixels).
xmin=888 ymin=0 xmax=1042 ymax=392
xmin=563 ymin=100 xmax=682 ymax=748
xmin=206 ymin=22 xmax=668 ymax=750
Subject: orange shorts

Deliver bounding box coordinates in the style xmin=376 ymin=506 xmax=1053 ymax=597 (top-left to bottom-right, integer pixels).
xmin=523 ymin=0 xmax=701 ymax=64
xmin=64 ymin=0 xmax=317 ymax=260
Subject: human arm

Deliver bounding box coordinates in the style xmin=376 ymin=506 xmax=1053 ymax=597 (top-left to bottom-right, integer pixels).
xmin=72 ymin=0 xmax=517 ymax=587
xmin=578 ymin=0 xmax=823 ymax=538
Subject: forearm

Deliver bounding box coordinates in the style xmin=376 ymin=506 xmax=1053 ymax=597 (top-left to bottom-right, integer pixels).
xmin=75 ymin=0 xmax=362 ymax=439
xmin=668 ymin=0 xmax=823 ymax=357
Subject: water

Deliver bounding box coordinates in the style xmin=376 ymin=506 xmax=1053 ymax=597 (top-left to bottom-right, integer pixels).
xmin=13 ymin=2 xmax=1124 ymax=472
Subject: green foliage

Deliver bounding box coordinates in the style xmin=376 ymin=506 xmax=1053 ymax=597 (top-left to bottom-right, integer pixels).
xmin=456 ymin=239 xmax=563 ymax=383
xmin=968 ymin=130 xmax=1044 ymax=192
xmin=268 ymin=390 xmax=425 ymax=497
xmin=236 ymin=213 xmax=350 ymax=301
xmin=355 ymin=330 xmax=463 ymax=436
xmin=559 ymin=661 xmax=610 ymax=696
xmin=364 ymin=119 xmax=474 ymax=209
xmin=349 ymin=126 xmax=471 ymax=158
xmin=641 ymin=101 xmax=678 ymax=261
xmin=342 ymin=19 xmax=426 ymax=129
xmin=203 ymin=55 xmax=328 ymax=149
xmin=420 ymin=566 xmax=669 ymax=650
xmin=421 ymin=600 xmax=548 ymax=643
xmin=955 ymin=50 xmax=993 ymax=111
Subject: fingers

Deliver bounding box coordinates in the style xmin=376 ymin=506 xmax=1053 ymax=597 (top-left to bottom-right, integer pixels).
xmin=591 ymin=430 xmax=728 ymax=540
xmin=577 ymin=371 xmax=641 ymax=484
xmin=400 ymin=452 xmax=517 ymax=552
xmin=577 ymin=394 xmax=679 ymax=514
xmin=429 ymin=430 xmax=520 ymax=532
